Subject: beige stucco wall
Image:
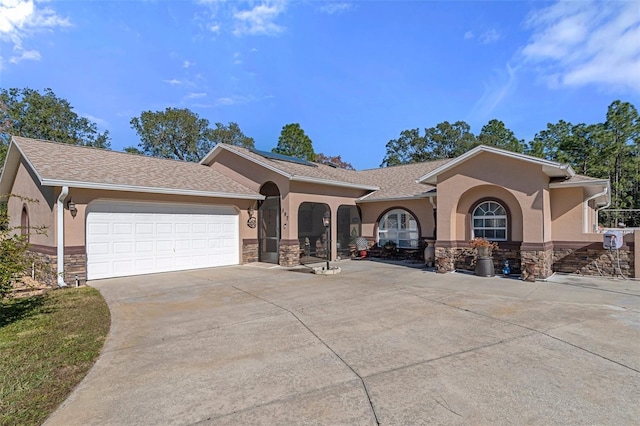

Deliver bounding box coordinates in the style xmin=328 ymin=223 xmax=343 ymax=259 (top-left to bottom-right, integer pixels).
xmin=210 ymin=151 xmax=291 ymax=194
xmin=6 ymin=160 xmax=55 ymax=247
xmin=550 ymin=186 xmax=597 ymax=241
xmin=436 ymin=152 xmax=551 ymax=244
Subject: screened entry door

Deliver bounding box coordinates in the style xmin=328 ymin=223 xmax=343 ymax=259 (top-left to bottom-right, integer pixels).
xmin=259 ymin=196 xmax=280 ymax=263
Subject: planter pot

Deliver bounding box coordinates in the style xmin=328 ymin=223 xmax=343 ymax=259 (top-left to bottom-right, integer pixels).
xmin=475 ymin=256 xmax=495 ymax=277
xmin=477 ymin=246 xmax=492 ymax=257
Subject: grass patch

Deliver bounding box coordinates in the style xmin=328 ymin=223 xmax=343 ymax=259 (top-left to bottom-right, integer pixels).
xmin=0 ymin=287 xmax=110 ymax=426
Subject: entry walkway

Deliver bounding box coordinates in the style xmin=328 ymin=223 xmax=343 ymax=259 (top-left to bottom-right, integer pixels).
xmin=45 ymin=261 xmax=640 ymax=425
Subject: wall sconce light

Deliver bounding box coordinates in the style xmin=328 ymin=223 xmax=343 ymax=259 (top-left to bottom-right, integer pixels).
xmin=247 ymin=204 xmax=256 ymax=228
xmin=67 ymin=198 xmax=77 ymax=218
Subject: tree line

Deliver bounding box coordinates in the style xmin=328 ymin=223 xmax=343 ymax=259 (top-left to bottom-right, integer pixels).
xmin=380 ymin=100 xmax=640 ymax=224
xmin=0 ymin=88 xmax=353 ymax=171
xmin=1 ymin=88 xmax=638 ymax=223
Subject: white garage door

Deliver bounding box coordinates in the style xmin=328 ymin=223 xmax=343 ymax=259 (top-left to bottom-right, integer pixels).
xmin=86 ymin=201 xmax=239 ymax=280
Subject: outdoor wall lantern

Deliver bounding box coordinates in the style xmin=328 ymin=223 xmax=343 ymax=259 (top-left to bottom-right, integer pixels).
xmin=67 ymin=198 xmax=77 ymax=218
xmin=323 ymin=211 xmax=330 ymax=269
xmin=247 ymin=205 xmax=256 ymax=229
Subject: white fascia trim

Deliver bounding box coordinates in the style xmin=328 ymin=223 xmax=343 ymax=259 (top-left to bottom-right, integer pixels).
xmin=202 ymin=144 xmax=292 ymax=179
xmin=198 ymin=143 xmax=224 ymax=165
xmin=417 ymin=145 xmax=575 ymax=184
xmin=291 ymin=175 xmax=379 ymax=191
xmin=357 ymin=193 xmax=435 ymax=203
xmin=13 ymin=138 xmax=46 ymax=183
xmin=40 ymin=179 xmax=264 ymax=200
xmin=549 ymin=179 xmax=610 ymax=189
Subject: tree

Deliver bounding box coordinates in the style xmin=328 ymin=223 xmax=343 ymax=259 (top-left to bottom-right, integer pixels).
xmin=272 ymin=123 xmax=315 ymax=161
xmin=424 ymin=121 xmax=478 ymax=160
xmin=129 ymin=108 xmax=216 ymax=162
xmin=380 ymin=121 xmax=477 ymax=166
xmin=602 ymin=100 xmax=640 ymax=211
xmin=211 ymin=122 xmax=255 ymax=149
xmin=0 ymin=88 xmax=111 ymax=165
xmin=478 ymin=119 xmax=526 ymax=153
xmin=380 ymin=128 xmax=427 ymax=166
xmin=527 ymin=120 xmax=573 ymax=161
xmin=0 ymin=100 xmax=11 ymax=167
xmin=0 ymin=195 xmax=49 ymax=299
xmin=314 ymin=153 xmax=355 ymax=170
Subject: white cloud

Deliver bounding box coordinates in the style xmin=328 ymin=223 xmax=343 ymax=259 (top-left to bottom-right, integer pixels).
xmin=319 ymin=2 xmax=352 ymax=15
xmin=163 ymin=79 xmax=183 ymax=85
xmin=479 ymin=28 xmax=501 ymax=44
xmin=521 ymin=1 xmax=640 ymax=94
xmin=185 ymin=92 xmax=207 ymax=99
xmin=215 ymin=95 xmax=253 ymax=106
xmin=0 ymin=0 xmax=71 ymax=64
xmin=183 ymin=60 xmax=195 ymax=68
xmin=464 ymin=30 xmax=474 ymax=40
xmin=81 ymin=113 xmax=109 ymax=128
xmin=209 ymin=23 xmax=220 ymax=33
xmin=233 ymin=1 xmax=286 ymax=36
xmin=469 ymin=63 xmax=518 ymax=123
xmin=8 ymin=47 xmax=39 ymax=63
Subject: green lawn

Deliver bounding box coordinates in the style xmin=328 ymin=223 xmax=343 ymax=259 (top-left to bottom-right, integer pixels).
xmin=0 ymin=287 xmax=110 ymax=426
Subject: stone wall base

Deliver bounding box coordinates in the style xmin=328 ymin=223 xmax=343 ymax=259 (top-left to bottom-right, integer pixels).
xmin=242 ymin=239 xmax=259 ymax=264
xmin=521 ymin=248 xmax=553 ymax=281
xmin=279 ymin=241 xmax=300 ymax=268
xmin=553 ymin=245 xmax=634 ymax=277
xmin=436 ymin=241 xmax=635 ymax=280
xmin=28 ymin=248 xmax=86 ymax=287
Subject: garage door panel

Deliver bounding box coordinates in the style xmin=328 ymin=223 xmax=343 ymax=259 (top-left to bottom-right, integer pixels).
xmin=192 ymin=239 xmax=206 ymax=250
xmin=113 ymin=241 xmax=134 ymax=255
xmin=88 ymin=242 xmax=110 ymax=255
xmin=87 ymin=201 xmax=239 ymax=280
xmin=114 ymin=223 xmax=133 ymax=234
xmin=136 ymin=223 xmax=154 ymax=235
xmin=157 ymin=223 xmax=172 ymax=234
xmin=88 ymin=222 xmax=109 ymax=235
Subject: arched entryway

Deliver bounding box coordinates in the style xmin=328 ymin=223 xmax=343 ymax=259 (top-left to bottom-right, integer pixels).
xmin=298 ymin=202 xmax=330 ymax=264
xmin=259 ymin=182 xmax=280 ymax=263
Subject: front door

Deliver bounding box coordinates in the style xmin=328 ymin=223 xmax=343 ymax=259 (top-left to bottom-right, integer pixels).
xmin=259 ymin=196 xmax=280 ymax=263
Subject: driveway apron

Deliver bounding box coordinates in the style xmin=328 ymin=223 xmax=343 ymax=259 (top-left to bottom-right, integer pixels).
xmin=45 ymin=262 xmax=640 ymax=425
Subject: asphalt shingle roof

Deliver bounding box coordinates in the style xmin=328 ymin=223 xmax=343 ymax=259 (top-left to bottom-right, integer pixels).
xmin=13 ymin=136 xmax=260 ymax=198
xmin=220 ymin=144 xmax=450 ymax=201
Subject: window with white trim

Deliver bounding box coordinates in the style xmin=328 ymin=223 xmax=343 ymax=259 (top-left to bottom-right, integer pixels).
xmin=472 ymin=201 xmax=507 ymax=241
xmin=378 ymin=209 xmax=419 ymax=248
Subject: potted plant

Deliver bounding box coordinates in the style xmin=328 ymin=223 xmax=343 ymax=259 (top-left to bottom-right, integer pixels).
xmin=469 ymin=237 xmax=498 ymax=277
xmin=469 ymin=237 xmax=498 ymax=257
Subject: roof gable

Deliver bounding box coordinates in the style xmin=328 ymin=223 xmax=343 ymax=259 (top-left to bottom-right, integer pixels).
xmin=416 ymin=145 xmax=575 ymax=185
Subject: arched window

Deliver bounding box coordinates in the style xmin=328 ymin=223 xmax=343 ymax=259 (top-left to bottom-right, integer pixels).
xmin=378 ymin=209 xmax=419 ymax=248
xmin=21 ymin=204 xmax=30 ymax=243
xmin=472 ymin=201 xmax=507 ymax=241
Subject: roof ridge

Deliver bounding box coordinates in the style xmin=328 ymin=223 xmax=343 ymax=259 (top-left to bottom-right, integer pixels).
xmin=357 ymin=157 xmax=453 ymax=172
xmin=13 ymin=136 xmax=211 ymax=168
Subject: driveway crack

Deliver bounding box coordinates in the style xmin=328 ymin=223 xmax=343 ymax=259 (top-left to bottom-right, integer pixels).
xmin=232 ymin=285 xmax=381 ymax=425
xmin=402 ymin=288 xmax=640 ymax=374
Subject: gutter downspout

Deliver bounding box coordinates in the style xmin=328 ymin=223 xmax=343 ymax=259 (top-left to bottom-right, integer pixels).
xmin=584 ymin=186 xmax=609 ymax=233
xmin=57 ymin=186 xmax=69 ymax=287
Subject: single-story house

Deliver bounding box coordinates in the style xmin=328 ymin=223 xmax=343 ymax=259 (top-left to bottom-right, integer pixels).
xmin=1 ymin=136 xmax=637 ymax=285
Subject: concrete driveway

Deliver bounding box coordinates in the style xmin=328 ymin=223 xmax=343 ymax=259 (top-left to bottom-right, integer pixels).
xmin=46 ymin=261 xmax=640 ymax=425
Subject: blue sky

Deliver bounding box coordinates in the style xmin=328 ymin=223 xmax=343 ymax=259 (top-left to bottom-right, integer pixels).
xmin=1 ymin=0 xmax=639 ymax=169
